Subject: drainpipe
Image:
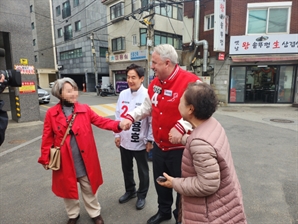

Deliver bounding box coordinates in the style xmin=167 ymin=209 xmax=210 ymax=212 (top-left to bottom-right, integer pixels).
xmin=192 ymin=0 xmax=208 ymax=73
xmin=49 ymin=0 xmax=58 ymax=75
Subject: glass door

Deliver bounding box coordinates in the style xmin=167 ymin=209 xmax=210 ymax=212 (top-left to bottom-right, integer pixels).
xmin=245 ymin=65 xmax=277 ymax=103
xmin=231 ymin=65 xmax=296 ymax=104
xmin=277 ymin=66 xmax=295 ymax=103
xmin=229 ymin=67 xmax=246 ymax=103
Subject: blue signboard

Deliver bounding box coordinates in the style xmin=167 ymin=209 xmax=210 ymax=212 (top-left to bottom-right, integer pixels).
xmin=130 ymin=51 xmax=147 ymax=61
xmin=116 ymin=81 xmax=129 ymax=93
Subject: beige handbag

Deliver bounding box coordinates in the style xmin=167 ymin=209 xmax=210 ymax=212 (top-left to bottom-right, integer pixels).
xmin=48 ymin=114 xmax=76 ymax=171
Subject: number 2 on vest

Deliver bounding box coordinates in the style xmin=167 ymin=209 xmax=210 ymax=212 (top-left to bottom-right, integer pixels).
xmin=120 ymin=105 xmax=128 ymax=118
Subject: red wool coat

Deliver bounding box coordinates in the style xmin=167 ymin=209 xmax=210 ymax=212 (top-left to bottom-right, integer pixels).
xmin=38 ymin=102 xmax=121 ymax=199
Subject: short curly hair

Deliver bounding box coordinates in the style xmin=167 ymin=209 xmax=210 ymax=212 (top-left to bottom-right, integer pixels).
xmin=51 ymin=77 xmax=78 ymax=100
xmin=184 ymin=82 xmax=218 ymax=120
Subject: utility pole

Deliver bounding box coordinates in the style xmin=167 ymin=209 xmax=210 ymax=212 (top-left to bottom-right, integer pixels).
xmin=144 ymin=5 xmax=155 ymax=87
xmin=147 ymin=28 xmax=152 ymax=87
xmin=91 ymin=32 xmax=99 ymax=95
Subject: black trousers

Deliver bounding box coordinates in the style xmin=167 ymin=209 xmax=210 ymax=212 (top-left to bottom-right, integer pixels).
xmin=0 ymin=100 xmax=8 ymax=146
xmin=120 ymin=146 xmax=149 ymax=199
xmin=152 ymin=143 xmax=183 ymax=220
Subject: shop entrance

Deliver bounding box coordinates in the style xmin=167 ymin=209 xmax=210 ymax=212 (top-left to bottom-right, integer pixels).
xmin=229 ymin=65 xmax=296 ymax=103
xmin=245 ymin=66 xmax=277 ymax=103
xmin=114 ymin=70 xmax=128 ymax=93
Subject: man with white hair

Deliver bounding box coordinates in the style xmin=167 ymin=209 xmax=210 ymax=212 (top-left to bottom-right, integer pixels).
xmin=121 ymin=44 xmax=200 ymax=224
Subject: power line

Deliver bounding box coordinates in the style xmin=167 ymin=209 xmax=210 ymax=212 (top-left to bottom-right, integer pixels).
xmin=34 ymin=20 xmax=114 ymax=52
xmin=32 ymin=9 xmax=63 ymax=23
xmin=34 ymin=0 xmax=136 ymax=52
xmin=56 ymin=0 xmax=97 ymax=25
xmin=34 ymin=0 xmax=197 ymax=53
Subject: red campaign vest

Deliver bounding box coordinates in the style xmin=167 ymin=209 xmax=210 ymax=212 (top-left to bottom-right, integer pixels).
xmin=147 ymin=66 xmax=199 ymax=151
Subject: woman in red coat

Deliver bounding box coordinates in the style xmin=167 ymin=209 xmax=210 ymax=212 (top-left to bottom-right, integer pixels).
xmin=38 ymin=78 xmax=123 ymax=224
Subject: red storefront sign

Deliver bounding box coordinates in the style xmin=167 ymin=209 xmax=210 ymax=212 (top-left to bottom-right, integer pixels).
xmin=19 ymin=81 xmax=36 ymax=93
xmin=218 ymin=53 xmax=225 ymax=61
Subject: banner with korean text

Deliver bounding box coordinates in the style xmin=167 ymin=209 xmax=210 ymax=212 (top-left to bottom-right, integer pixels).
xmin=229 ymin=34 xmax=298 ymax=54
xmin=214 ymin=0 xmax=226 ymax=52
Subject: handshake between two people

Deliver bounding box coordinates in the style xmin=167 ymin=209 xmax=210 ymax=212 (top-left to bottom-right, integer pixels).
xmin=119 ymin=118 xmax=132 ymax=131
xmin=119 ymin=118 xmax=183 ymax=144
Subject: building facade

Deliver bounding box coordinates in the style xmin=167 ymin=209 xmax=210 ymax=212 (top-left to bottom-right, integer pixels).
xmin=102 ymin=0 xmax=184 ymax=92
xmin=51 ymin=0 xmax=109 ymax=92
xmin=0 ymin=0 xmax=40 ymax=122
xmin=183 ymin=0 xmax=298 ymax=105
xmin=30 ymin=0 xmax=56 ymax=88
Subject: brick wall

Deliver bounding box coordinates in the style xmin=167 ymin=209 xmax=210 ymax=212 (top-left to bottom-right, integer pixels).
xmin=184 ymin=0 xmax=298 ymax=57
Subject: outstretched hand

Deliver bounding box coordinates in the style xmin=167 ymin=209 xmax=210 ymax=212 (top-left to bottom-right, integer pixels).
xmin=43 ymin=164 xmax=49 ymax=170
xmin=120 ymin=119 xmax=132 ymax=130
xmin=0 ymin=74 xmax=5 ymax=82
xmin=146 ymin=142 xmax=153 ymax=152
xmin=169 ymin=127 xmax=182 ymax=144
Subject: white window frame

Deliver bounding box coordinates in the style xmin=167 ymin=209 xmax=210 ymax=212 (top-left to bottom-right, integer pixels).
xmin=204 ymin=14 xmax=214 ymax=31
xmin=246 ymin=1 xmax=292 ymax=35
xmin=110 ymin=1 xmax=124 ymax=20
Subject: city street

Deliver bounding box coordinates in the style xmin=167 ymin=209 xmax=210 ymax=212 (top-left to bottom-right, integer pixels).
xmin=0 ymin=92 xmax=297 ymax=224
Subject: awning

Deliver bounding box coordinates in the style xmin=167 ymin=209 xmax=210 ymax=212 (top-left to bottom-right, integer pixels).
xmin=231 ymin=54 xmax=298 ymax=62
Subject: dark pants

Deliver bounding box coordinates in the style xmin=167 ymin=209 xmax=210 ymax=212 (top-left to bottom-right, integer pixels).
xmin=0 ymin=100 xmax=8 ymax=146
xmin=152 ymin=143 xmax=183 ymax=220
xmin=120 ymin=146 xmax=149 ymax=199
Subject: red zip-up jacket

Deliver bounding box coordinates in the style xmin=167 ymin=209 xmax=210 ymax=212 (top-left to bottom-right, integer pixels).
xmin=127 ymin=65 xmax=199 ymax=151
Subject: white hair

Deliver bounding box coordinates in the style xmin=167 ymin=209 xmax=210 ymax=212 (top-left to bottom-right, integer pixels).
xmin=153 ymin=44 xmax=178 ymax=65
xmin=51 ymin=77 xmax=78 ymax=100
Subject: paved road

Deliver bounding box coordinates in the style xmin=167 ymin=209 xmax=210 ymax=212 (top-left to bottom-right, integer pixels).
xmin=0 ymin=92 xmax=297 ymax=224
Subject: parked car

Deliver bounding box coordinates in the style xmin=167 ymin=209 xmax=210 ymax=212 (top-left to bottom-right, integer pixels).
xmin=38 ymin=86 xmax=50 ymax=104
xmin=49 ymin=82 xmax=55 ymax=88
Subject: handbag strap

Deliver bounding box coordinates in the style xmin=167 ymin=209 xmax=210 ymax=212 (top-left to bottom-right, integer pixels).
xmin=60 ymin=113 xmax=77 ymax=147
